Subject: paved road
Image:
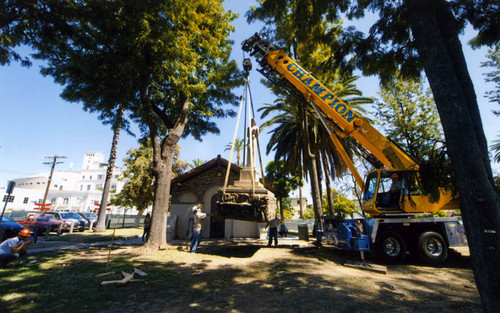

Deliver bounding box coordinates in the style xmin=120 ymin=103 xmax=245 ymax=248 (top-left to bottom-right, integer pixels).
xmin=27 ymin=236 xmax=143 ymax=253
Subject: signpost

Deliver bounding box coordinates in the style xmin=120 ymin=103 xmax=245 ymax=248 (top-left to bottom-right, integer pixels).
xmin=1 ymin=181 xmax=16 ymax=219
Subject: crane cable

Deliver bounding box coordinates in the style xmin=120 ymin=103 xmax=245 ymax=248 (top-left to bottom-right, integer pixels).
xmin=221 ymin=69 xmax=265 ymax=198
xmin=221 ymin=75 xmax=249 ymax=197
xmin=246 ymin=81 xmax=266 ymax=184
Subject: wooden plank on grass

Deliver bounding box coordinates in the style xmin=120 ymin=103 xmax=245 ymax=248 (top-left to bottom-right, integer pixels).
xmin=344 ymin=261 xmax=387 ymax=274
xmin=95 ymin=271 xmax=116 ymax=278
xmin=101 ymin=271 xmax=134 ymax=285
xmin=100 ymin=279 xmax=145 ymax=285
xmin=133 ymin=268 xmax=148 ymax=277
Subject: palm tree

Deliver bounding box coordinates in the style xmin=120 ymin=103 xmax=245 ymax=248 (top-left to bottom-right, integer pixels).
xmin=259 ymin=69 xmax=372 ymax=214
xmin=249 ymin=1 xmax=373 ymax=222
xmin=190 ymin=158 xmax=206 ymax=169
xmin=224 ymin=138 xmax=245 ymax=167
xmin=259 ymin=96 xmax=324 ymax=222
xmin=492 ymin=136 xmax=500 ymax=163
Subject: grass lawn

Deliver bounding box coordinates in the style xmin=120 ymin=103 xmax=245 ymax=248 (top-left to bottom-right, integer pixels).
xmin=0 ymin=247 xmax=194 ymax=313
xmin=45 ymin=228 xmax=143 ymax=243
xmin=0 ymin=238 xmax=481 ymax=313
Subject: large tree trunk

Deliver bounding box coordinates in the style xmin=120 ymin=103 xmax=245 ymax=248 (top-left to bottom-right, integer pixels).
xmin=144 ymin=98 xmax=190 ymax=250
xmin=133 ymin=207 xmax=147 ymax=227
xmin=95 ymin=106 xmax=123 ymax=232
xmin=278 ymin=197 xmax=284 ymax=219
xmin=407 ymin=0 xmax=500 ymax=311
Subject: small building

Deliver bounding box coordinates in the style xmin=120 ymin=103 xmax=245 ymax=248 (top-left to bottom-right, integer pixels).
xmin=289 ymin=197 xmax=308 ymax=219
xmin=168 ymin=155 xmax=272 ymax=240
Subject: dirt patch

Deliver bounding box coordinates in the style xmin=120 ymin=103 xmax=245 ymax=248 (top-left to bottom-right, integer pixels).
xmin=92 ymin=241 xmax=481 ymax=312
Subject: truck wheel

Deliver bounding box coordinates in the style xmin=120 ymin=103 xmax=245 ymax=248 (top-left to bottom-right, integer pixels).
xmin=377 ymin=231 xmax=406 ymax=263
xmin=418 ymin=231 xmax=448 ymax=264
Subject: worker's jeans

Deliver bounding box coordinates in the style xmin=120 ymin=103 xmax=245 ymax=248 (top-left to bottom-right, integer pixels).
xmin=0 ymin=250 xmax=26 ymax=267
xmin=268 ymin=227 xmax=278 ymax=246
xmin=190 ymin=231 xmax=202 ymax=253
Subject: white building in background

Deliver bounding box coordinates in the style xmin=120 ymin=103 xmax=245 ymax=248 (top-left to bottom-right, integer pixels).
xmin=1 ymin=152 xmax=125 ymax=214
xmin=289 ymin=197 xmax=308 ymax=219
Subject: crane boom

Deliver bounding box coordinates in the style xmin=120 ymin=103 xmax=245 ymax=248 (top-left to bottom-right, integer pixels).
xmin=243 ymin=34 xmax=418 ymax=184
xmin=243 ymin=33 xmax=457 ymax=217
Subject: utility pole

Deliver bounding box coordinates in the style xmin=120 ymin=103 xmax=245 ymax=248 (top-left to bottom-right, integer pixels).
xmin=42 ymin=155 xmax=66 ymax=206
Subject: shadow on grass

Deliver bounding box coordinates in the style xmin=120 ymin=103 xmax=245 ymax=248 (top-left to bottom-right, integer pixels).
xmin=0 ymin=244 xmax=481 ymax=313
xmin=193 ymin=245 xmax=261 ymax=258
xmin=291 ymin=245 xmax=472 ymax=270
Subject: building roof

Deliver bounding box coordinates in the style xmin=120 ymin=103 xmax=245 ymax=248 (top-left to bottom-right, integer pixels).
xmin=171 ymin=155 xmax=241 ymax=185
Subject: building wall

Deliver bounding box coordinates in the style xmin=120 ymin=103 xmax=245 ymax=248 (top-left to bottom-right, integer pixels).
xmin=169 ymin=163 xmax=264 ymax=239
xmin=290 ymin=197 xmax=308 ymax=219
xmin=1 ymin=152 xmax=125 ymax=213
xmin=0 ymin=186 xmax=44 ymax=211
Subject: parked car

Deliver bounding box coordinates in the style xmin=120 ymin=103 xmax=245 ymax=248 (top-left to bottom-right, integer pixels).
xmin=15 ymin=213 xmax=67 ymax=235
xmin=0 ymin=215 xmax=25 ymax=241
xmin=48 ymin=212 xmax=87 ymax=232
xmin=78 ymin=212 xmax=98 ymax=228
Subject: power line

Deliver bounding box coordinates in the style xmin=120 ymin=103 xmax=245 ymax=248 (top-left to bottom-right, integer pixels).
xmin=41 ymin=155 xmax=66 ymax=206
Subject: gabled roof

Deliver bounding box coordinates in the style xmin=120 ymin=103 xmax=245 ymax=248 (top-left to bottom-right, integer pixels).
xmin=171 ymin=155 xmax=241 ymax=185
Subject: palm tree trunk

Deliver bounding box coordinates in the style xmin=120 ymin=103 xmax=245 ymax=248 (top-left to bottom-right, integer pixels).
xmin=279 ymin=197 xmax=284 ymax=219
xmin=299 ymin=185 xmax=304 ymax=219
xmin=301 ymin=107 xmax=323 ymax=231
xmin=321 ymin=149 xmax=335 ymax=215
xmin=95 ymin=105 xmax=123 ymax=232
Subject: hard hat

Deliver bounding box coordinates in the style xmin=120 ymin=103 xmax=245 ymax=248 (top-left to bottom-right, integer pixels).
xmin=19 ymin=229 xmax=31 ymax=237
xmin=192 ymin=205 xmax=198 ymax=212
xmin=391 ymin=173 xmax=399 ymax=179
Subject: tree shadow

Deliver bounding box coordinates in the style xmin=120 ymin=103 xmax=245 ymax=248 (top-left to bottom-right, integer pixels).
xmin=194 ymin=245 xmax=261 ymax=258
xmin=0 ymin=244 xmax=481 ymax=313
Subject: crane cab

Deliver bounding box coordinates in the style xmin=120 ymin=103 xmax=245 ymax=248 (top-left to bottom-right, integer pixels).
xmin=361 ymin=170 xmax=456 ymax=216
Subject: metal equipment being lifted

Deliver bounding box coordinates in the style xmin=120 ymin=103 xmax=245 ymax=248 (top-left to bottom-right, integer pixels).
xmin=215 ymin=62 xmax=276 ymax=223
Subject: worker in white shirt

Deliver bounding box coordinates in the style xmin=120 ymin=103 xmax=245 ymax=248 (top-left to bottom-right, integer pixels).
xmin=189 ymin=204 xmax=213 ymax=253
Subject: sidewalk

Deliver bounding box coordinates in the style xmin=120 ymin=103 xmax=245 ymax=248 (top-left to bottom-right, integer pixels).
xmin=26 ymin=234 xmax=313 ymax=254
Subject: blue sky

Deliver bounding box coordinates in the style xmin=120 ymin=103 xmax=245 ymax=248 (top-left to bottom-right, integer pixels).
xmin=1 ymin=0 xmax=499 ymax=192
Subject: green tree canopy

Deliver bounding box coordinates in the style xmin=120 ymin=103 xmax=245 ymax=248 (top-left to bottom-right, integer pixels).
xmin=481 ymin=44 xmax=500 ymax=115
xmin=481 ymin=44 xmax=500 ymax=163
xmin=113 ymin=138 xmax=188 ymax=223
xmin=2 ymin=0 xmax=245 ymax=249
xmin=375 ymin=75 xmax=445 ymax=162
xmin=264 ymin=159 xmax=302 ymax=219
xmin=189 ymin=158 xmax=206 ymax=169
xmin=322 ymin=189 xmax=357 ymax=217
xmin=374 ymin=74 xmax=456 ymax=201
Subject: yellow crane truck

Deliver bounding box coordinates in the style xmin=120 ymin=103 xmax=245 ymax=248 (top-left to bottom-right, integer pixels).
xmin=242 ymin=33 xmax=467 ymax=264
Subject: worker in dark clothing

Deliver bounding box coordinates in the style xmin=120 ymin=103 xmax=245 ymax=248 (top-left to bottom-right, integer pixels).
xmin=388 ymin=173 xmax=402 ymax=208
xmin=142 ymin=213 xmax=151 ymax=241
xmin=279 ymin=220 xmax=288 ymax=237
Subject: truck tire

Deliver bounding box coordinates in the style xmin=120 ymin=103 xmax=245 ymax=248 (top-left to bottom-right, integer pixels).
xmin=417 ymin=231 xmax=448 ymax=264
xmin=377 ymin=230 xmax=407 ymax=263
